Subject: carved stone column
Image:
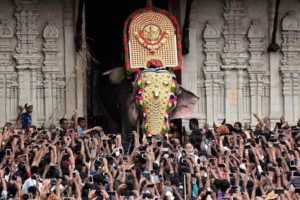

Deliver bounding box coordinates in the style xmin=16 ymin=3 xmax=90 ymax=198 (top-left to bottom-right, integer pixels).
xmin=13 ymin=0 xmax=42 ymax=124
xmin=203 ymin=21 xmax=223 ymax=124
xmin=280 ymin=12 xmax=300 ymax=124
xmin=63 ymin=0 xmax=76 ymax=117
xmin=0 ymin=19 xmax=14 ymax=72
xmin=221 ymin=0 xmax=248 ymax=123
xmin=268 ymin=0 xmax=283 ymax=126
xmin=0 ymin=19 xmax=15 ymax=124
xmin=247 ymin=19 xmax=268 ymax=125
xmin=42 ymin=21 xmax=65 ymax=125
xmin=36 ymin=72 xmax=44 ymax=125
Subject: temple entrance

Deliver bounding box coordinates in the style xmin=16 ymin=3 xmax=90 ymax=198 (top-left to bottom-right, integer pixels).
xmin=85 ymin=0 xmax=170 ymax=136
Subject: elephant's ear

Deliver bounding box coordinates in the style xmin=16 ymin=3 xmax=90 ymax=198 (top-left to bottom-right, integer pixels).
xmin=171 ymin=85 xmax=199 ymax=119
xmin=127 ymin=87 xmax=139 ymax=127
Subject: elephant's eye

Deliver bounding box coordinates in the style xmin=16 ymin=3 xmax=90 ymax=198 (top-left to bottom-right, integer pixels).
xmin=145 ymin=80 xmax=151 ymax=85
xmin=163 ymin=80 xmax=169 ymax=86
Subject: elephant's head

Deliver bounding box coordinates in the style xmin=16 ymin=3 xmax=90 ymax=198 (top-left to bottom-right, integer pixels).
xmin=104 ymin=67 xmax=199 ymax=136
xmin=135 ymin=68 xmax=177 ymax=135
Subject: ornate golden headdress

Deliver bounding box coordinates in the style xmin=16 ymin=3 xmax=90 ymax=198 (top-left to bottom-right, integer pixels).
xmin=123 ymin=2 xmax=182 ymax=72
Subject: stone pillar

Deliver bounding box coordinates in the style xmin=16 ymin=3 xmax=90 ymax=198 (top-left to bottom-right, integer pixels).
xmin=247 ymin=19 xmax=267 ymax=125
xmin=237 ymin=70 xmax=244 ymax=121
xmin=280 ymin=12 xmax=300 ymax=124
xmin=42 ymin=21 xmax=65 ymax=125
xmin=0 ymin=19 xmax=14 ymax=124
xmin=203 ymin=21 xmax=222 ymax=125
xmin=293 ymin=73 xmax=300 ymax=122
xmin=63 ymin=0 xmax=76 ymax=118
xmin=221 ymin=0 xmax=248 ymax=123
xmin=13 ymin=0 xmax=42 ymax=123
xmin=268 ymin=0 xmax=283 ymax=126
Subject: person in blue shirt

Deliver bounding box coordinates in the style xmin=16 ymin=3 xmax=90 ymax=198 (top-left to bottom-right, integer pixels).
xmin=21 ymin=102 xmax=33 ymax=134
xmin=77 ymin=117 xmax=86 ymax=136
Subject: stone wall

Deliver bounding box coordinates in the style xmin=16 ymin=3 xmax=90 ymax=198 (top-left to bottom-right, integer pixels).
xmin=182 ymin=0 xmax=300 ymax=126
xmin=0 ymin=0 xmax=86 ymax=126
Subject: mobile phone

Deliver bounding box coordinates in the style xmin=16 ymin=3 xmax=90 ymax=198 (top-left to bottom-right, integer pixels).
xmin=158 ymin=175 xmax=163 ymax=180
xmin=89 ymin=175 xmax=93 ymax=183
xmin=290 ymin=160 xmax=296 ymax=167
xmin=107 ymin=191 xmax=115 ymax=196
xmin=6 ymin=149 xmax=11 ymax=156
xmin=244 ymin=143 xmax=251 ymax=149
xmin=72 ymin=171 xmax=77 ymax=178
xmin=200 ymin=167 xmax=206 ymax=171
xmin=218 ymin=163 xmax=225 ymax=168
xmin=275 ymin=188 xmax=284 ymax=194
xmin=288 ymin=150 xmax=294 ymax=154
xmin=268 ymin=166 xmax=275 ymax=171
xmin=230 ymin=167 xmax=238 ymax=173
xmin=292 ymin=171 xmax=300 ymax=176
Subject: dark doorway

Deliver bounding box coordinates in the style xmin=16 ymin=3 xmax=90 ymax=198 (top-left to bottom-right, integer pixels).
xmin=85 ymin=0 xmax=170 ymax=133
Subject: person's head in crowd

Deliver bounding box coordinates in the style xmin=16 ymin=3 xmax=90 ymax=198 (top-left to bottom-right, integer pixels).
xmin=234 ymin=121 xmax=242 ymax=132
xmin=77 ymin=117 xmax=86 ymax=129
xmin=217 ymin=124 xmax=229 ymax=134
xmin=59 ymin=118 xmax=69 ymax=131
xmin=189 ymin=118 xmax=199 ymax=131
xmin=24 ymin=102 xmax=33 ymax=113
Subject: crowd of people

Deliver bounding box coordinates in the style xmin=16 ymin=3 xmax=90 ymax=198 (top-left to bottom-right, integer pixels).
xmin=0 ymin=103 xmax=300 ymax=200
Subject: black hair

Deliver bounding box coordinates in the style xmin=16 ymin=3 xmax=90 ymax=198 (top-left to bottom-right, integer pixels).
xmin=189 ymin=118 xmax=199 ymax=127
xmin=234 ymin=122 xmax=242 ymax=128
xmin=77 ymin=117 xmax=86 ymax=124
xmin=59 ymin=118 xmax=68 ymax=125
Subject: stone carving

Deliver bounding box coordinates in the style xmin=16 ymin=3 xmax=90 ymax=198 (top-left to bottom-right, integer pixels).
xmin=203 ymin=20 xmax=225 ymax=124
xmin=203 ymin=21 xmax=221 ymax=72
xmin=15 ymin=0 xmax=39 ymax=11
xmin=43 ymin=21 xmax=59 ymax=72
xmin=248 ymin=19 xmax=265 ymax=71
xmin=0 ymin=19 xmax=13 ymax=39
xmin=0 ymin=19 xmax=13 ymax=72
xmin=221 ymin=0 xmax=248 ymax=68
xmin=247 ymin=19 xmax=269 ymax=124
xmin=14 ymin=0 xmax=41 ymax=68
xmin=280 ymin=11 xmax=300 ymax=123
xmin=282 ymin=11 xmax=300 ymax=31
xmin=42 ymin=20 xmax=66 ymax=123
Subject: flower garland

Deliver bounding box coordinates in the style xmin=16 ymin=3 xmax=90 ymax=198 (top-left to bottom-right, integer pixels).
xmin=135 ymin=73 xmax=150 ymax=134
xmin=135 ymin=72 xmax=177 ymax=135
xmin=161 ymin=75 xmax=177 ymax=134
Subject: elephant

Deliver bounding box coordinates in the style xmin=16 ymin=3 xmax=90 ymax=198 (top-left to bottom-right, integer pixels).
xmin=104 ymin=67 xmax=199 ymax=136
